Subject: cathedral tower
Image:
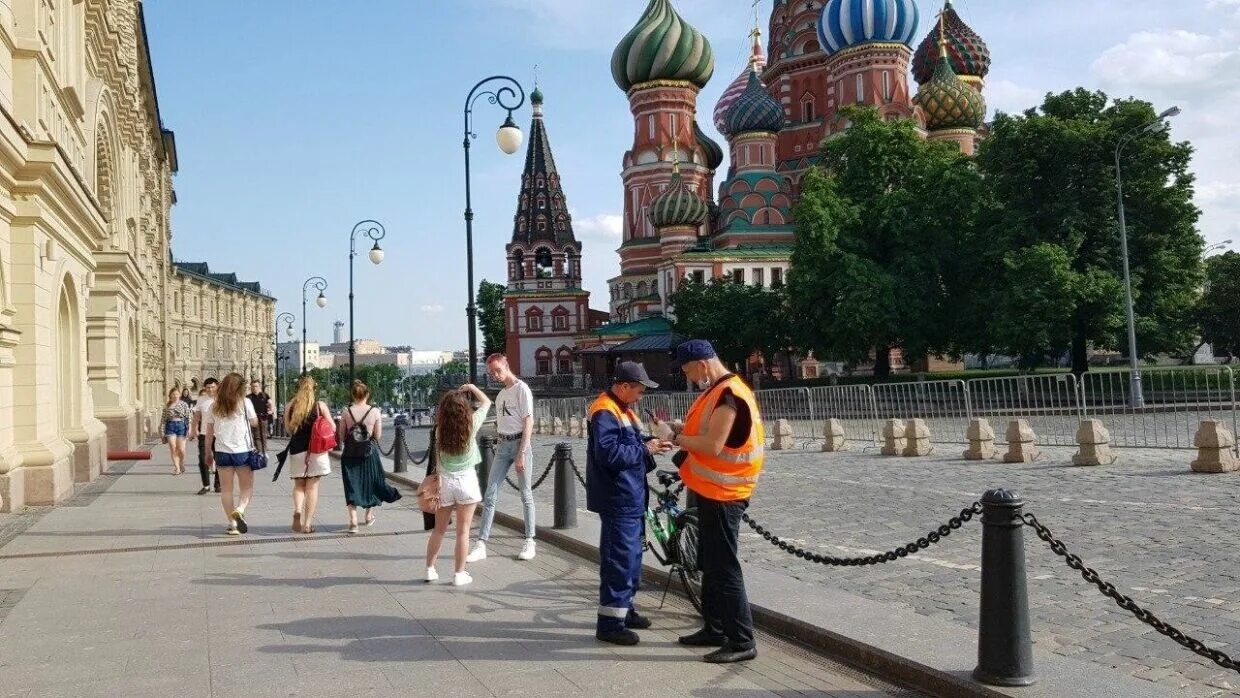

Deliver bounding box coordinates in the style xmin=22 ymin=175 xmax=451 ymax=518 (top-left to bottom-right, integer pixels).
xmin=817 ymin=0 xmax=920 ymax=129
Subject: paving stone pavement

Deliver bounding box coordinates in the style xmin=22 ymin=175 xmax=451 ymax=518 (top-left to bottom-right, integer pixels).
xmin=399 ymin=429 xmax=1240 ymax=698
xmin=0 ymin=445 xmax=917 ymax=698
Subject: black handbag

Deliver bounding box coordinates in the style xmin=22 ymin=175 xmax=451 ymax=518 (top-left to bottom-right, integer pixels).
xmin=244 ymin=422 xmax=268 ymax=471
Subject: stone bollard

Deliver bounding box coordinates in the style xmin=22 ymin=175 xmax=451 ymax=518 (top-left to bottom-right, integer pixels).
xmin=881 ymin=419 xmax=906 ymax=456
xmin=535 ymin=416 xmax=546 ymax=435
xmin=973 ymin=489 xmax=1037 ymax=686
xmin=771 ymin=419 xmax=795 ymax=450
xmin=567 ymin=418 xmax=581 ymax=438
xmin=902 ymin=419 xmax=932 ymax=457
xmin=1072 ymin=419 xmax=1117 ymax=466
xmin=552 ymin=417 xmax=565 ymax=436
xmin=1003 ymin=420 xmax=1039 ymax=463
xmin=553 ymin=443 xmax=578 ymax=529
xmin=1191 ymin=421 xmax=1239 ymax=473
xmin=580 ymin=417 xmax=590 ymax=440
xmin=964 ymin=418 xmax=996 ymax=460
xmin=822 ymin=418 xmax=847 ymax=452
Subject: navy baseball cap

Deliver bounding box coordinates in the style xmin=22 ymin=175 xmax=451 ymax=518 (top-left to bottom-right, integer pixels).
xmin=672 ymin=339 xmax=717 ymax=369
xmin=614 ymin=361 xmax=658 ymax=389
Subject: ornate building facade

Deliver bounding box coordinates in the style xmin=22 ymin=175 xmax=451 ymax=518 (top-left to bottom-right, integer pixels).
xmin=0 ymin=1 xmax=273 ymax=511
xmin=502 ymin=87 xmax=594 ymax=379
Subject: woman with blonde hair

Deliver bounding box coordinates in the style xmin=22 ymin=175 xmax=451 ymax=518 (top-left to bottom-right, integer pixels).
xmin=161 ymin=387 xmax=192 ymax=475
xmin=205 ymin=373 xmax=260 ymax=535
xmin=339 ymin=380 xmax=402 ymax=533
xmin=424 ymin=384 xmax=491 ymax=586
xmin=283 ymin=375 xmax=333 ymax=534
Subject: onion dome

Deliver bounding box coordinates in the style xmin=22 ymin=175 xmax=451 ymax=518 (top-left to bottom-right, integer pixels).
xmin=714 ymin=28 xmax=767 ymax=132
xmin=612 ymin=0 xmax=715 ymax=92
xmin=722 ymin=71 xmax=784 ymax=136
xmin=914 ymin=49 xmax=986 ymax=131
xmin=531 ymin=85 xmax=544 ymax=105
xmin=649 ymin=164 xmax=709 ymax=228
xmin=693 ymin=120 xmax=724 ymax=172
xmin=817 ymin=0 xmax=920 ymax=55
xmin=912 ymin=0 xmax=990 ymax=84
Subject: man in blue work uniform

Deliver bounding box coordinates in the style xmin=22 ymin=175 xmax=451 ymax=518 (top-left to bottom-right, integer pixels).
xmin=587 ymin=361 xmax=672 ymax=645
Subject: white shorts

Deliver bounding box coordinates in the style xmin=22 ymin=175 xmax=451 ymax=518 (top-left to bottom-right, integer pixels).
xmin=438 ymin=469 xmax=482 ymax=507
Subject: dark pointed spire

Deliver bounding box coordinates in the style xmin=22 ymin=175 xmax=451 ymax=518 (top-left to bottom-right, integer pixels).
xmin=511 ymin=89 xmax=576 ymax=246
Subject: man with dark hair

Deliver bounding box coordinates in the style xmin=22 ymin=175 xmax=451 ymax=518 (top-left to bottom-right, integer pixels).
xmin=187 ymin=377 xmax=221 ymax=495
xmin=587 ymin=362 xmax=670 ymax=645
xmin=247 ymin=380 xmax=272 ymax=454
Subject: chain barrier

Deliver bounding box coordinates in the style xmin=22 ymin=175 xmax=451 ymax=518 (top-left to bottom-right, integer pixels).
xmin=741 ymin=502 xmax=983 ymax=566
xmin=567 ymin=454 xmax=588 ymax=489
xmin=506 ymin=454 xmax=555 ymax=491
xmin=1020 ymin=512 xmax=1240 ymax=674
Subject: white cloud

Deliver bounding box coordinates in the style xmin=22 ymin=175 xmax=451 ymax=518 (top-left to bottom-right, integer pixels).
xmin=420 ymin=304 xmax=444 ymax=313
xmin=1091 ymin=29 xmax=1240 ymax=91
xmin=985 ymin=79 xmax=1044 ymax=117
xmin=573 ymin=212 xmax=624 ymax=242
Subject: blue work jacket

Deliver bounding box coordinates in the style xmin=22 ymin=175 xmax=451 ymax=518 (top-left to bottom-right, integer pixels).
xmin=585 ymin=390 xmax=654 ymax=518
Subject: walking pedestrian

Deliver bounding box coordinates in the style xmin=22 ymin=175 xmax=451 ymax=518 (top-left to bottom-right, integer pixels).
xmin=161 ymin=387 xmax=192 ymax=475
xmin=338 ymin=380 xmax=402 ymax=534
xmin=425 ymin=384 xmax=491 ymax=586
xmin=587 ymin=362 xmax=670 ymax=645
xmin=204 ymin=373 xmax=261 ymax=536
xmin=187 ymin=377 xmax=220 ymax=495
xmin=283 ymin=375 xmax=333 ymax=534
xmin=467 ymin=354 xmax=536 ymax=563
xmin=654 ymin=339 xmax=764 ymax=664
xmin=247 ymin=380 xmax=273 ymax=455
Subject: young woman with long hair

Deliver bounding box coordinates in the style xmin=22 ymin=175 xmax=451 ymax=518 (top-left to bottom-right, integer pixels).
xmin=205 ymin=373 xmax=260 ymax=535
xmin=283 ymin=375 xmax=333 ymax=534
xmin=162 ymin=387 xmax=192 ymax=475
xmin=425 ymin=384 xmax=491 ymax=586
xmin=338 ymin=380 xmax=402 ymax=534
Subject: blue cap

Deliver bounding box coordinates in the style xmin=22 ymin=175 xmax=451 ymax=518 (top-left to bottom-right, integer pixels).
xmin=614 ymin=361 xmax=658 ymax=388
xmin=672 ymin=339 xmax=717 ymax=368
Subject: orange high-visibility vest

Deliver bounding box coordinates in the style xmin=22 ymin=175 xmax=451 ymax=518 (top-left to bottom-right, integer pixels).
xmin=678 ymin=374 xmax=764 ymax=502
xmin=588 ymin=392 xmax=639 ymax=428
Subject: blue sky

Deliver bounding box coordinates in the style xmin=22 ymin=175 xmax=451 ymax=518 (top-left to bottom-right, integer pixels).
xmin=143 ymin=0 xmax=1240 ymax=351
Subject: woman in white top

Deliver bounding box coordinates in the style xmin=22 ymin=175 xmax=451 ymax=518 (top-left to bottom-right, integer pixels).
xmin=205 ymin=372 xmax=260 ymax=536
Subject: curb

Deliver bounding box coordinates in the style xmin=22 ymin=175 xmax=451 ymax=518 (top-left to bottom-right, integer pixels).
xmin=382 ymin=469 xmax=998 ymax=698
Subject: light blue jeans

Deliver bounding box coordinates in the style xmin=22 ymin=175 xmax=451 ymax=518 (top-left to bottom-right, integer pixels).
xmin=477 ymin=438 xmax=536 ymax=541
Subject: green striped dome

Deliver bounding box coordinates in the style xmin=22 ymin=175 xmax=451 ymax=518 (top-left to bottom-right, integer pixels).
xmin=649 ymin=169 xmax=709 ymax=228
xmin=914 ymin=54 xmax=986 ymax=131
xmin=612 ymin=0 xmax=715 ymax=92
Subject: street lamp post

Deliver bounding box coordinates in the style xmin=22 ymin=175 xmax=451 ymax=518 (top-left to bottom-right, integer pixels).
xmin=463 ymin=75 xmax=526 ymax=384
xmin=348 ymin=220 xmax=386 ymax=382
xmin=275 ymin=312 xmax=295 ymax=409
xmin=1115 ymin=105 xmax=1180 ymax=409
xmin=301 ymin=277 xmax=328 ymax=375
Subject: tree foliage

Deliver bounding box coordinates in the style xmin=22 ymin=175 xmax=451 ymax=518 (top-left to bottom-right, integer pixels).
xmin=670 ymin=278 xmax=791 ymax=370
xmin=476 ymin=280 xmax=507 ymax=356
xmin=1198 ymin=252 xmax=1240 ymax=362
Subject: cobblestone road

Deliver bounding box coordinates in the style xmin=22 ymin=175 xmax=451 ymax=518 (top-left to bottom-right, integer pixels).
xmin=394 ymin=427 xmax=1240 ymax=697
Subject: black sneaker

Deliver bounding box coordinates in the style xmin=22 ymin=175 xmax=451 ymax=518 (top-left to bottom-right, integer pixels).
xmin=703 ymin=646 xmax=757 ymax=664
xmin=678 ymin=629 xmax=728 ymax=647
xmin=626 ymin=613 xmax=652 ymax=630
xmin=196 ymin=487 xmax=210 ymax=496
xmin=596 ymin=628 xmax=640 ymax=646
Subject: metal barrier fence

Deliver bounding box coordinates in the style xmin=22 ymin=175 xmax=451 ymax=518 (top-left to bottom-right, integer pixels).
xmin=541 ymin=366 xmax=1239 ymax=454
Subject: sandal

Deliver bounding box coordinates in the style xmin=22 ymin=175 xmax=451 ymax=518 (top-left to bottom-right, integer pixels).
xmin=364 ymin=512 xmax=375 ymax=527
xmin=300 ymin=526 xmax=316 ymax=535
xmin=292 ymin=512 xmax=301 ymax=533
xmin=347 ymin=525 xmax=359 ymax=535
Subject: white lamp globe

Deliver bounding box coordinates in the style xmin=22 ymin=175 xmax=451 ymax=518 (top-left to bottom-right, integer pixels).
xmin=368 ymin=242 xmax=384 ymax=265
xmin=496 ymin=115 xmax=523 ymax=155
xmin=316 ymin=293 xmax=327 ymax=309
xmin=285 ymin=326 xmax=294 ymax=338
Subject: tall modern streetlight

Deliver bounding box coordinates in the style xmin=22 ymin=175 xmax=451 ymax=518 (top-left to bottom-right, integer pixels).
xmin=301 ymin=276 xmax=328 ymax=375
xmin=463 ymin=75 xmax=525 ymax=384
xmin=1115 ymin=105 xmax=1180 ymax=408
xmin=1204 ymin=240 xmax=1233 ymax=256
xmin=275 ymin=312 xmax=295 ymax=407
xmin=348 ymin=220 xmax=386 ymax=382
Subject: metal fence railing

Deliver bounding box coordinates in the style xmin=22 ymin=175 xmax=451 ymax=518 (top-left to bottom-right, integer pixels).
xmin=538 ymin=367 xmax=1239 ymax=455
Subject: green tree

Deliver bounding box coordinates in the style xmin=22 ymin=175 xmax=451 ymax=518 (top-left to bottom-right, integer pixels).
xmin=670 ymin=278 xmax=791 ymax=371
xmin=977 ymin=89 xmax=1204 ymax=374
xmin=476 ymin=280 xmax=507 ymax=356
xmin=1198 ymin=252 xmax=1240 ymax=362
xmin=788 ymin=107 xmax=988 ymax=376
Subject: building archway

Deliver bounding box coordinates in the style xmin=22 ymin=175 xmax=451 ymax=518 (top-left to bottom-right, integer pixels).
xmin=56 ymin=279 xmax=82 ymax=430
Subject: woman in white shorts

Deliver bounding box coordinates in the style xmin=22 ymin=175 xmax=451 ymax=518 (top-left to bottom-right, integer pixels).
xmin=425 ymin=383 xmax=491 ymax=586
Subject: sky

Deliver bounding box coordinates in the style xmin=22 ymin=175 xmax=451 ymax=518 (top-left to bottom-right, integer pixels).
xmin=142 ymin=0 xmax=1240 ymax=352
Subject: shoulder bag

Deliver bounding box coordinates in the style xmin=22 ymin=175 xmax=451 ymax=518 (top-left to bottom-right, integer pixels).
xmin=416 ymin=427 xmax=441 ymax=513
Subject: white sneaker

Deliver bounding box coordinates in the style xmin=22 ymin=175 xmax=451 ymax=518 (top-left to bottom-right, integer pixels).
xmin=465 ymin=541 xmax=487 ymax=563
xmin=517 ymin=539 xmax=536 ymax=561
xmin=452 ymin=571 xmax=473 ymax=587
xmin=425 ymin=566 xmax=439 ymax=583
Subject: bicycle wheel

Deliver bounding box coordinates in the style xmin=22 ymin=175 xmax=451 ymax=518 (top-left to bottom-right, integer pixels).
xmin=671 ymin=509 xmax=703 ymax=615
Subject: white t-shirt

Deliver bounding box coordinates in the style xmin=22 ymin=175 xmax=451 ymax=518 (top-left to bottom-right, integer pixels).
xmin=204 ymin=400 xmax=258 ymax=454
xmin=495 ymin=379 xmax=533 ymax=436
xmin=192 ymin=396 xmax=214 ymax=433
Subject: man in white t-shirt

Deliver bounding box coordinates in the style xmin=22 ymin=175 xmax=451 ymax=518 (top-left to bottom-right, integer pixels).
xmin=467 ymin=353 xmax=537 ymax=562
xmin=187 ymin=377 xmax=220 ymax=495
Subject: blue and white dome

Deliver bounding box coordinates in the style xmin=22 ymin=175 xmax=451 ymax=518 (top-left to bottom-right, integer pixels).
xmin=817 ymin=0 xmax=920 ymax=55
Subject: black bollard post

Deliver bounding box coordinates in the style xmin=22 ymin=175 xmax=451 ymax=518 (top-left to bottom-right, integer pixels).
xmin=477 ymin=433 xmax=497 ymax=493
xmin=392 ymin=424 xmax=407 ymax=473
xmin=553 ymin=442 xmax=577 ymax=529
xmin=973 ymin=488 xmax=1036 ymax=687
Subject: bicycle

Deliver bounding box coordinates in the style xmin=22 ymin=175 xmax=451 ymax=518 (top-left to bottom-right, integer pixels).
xmin=644 ymin=468 xmax=703 ymax=615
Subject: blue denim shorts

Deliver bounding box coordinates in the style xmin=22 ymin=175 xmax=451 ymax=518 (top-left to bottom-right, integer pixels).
xmin=214 ymin=451 xmax=253 ymax=468
xmin=164 ymin=420 xmax=188 ymax=438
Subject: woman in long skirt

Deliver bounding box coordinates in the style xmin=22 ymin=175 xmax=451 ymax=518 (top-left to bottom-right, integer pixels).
xmin=338 ymin=380 xmax=402 ymax=534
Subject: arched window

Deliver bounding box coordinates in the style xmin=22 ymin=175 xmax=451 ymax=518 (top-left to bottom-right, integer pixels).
xmin=535 ymin=347 xmax=553 ymax=376
xmin=537 ymin=195 xmax=546 ymax=209
xmin=534 ymin=247 xmax=554 ymax=278
xmin=551 ymin=306 xmax=570 ymax=332
xmin=556 ymin=347 xmax=573 ymax=375
xmin=855 ymin=74 xmax=864 ymax=103
xmin=511 ymin=249 xmax=525 ymax=280
xmin=623 ymin=282 xmax=634 ymax=299
xmin=802 ymin=94 xmax=816 ymax=122
xmin=526 ymin=307 xmax=544 ymax=332
xmin=882 ymin=71 xmax=892 ymax=101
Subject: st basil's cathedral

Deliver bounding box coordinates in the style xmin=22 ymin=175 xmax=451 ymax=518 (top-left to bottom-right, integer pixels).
xmin=504 ymin=0 xmax=991 ymax=387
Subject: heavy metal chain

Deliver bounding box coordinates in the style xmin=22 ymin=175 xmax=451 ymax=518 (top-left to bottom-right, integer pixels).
xmin=1021 ymin=512 xmax=1240 ymax=674
xmin=741 ymin=502 xmax=983 ymax=566
xmin=507 ymin=454 xmax=555 ymax=491
xmin=567 ymin=454 xmax=588 ymax=489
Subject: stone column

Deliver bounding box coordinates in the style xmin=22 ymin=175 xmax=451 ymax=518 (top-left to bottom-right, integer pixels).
xmin=902 ymin=418 xmax=932 ymax=457
xmin=1072 ymin=419 xmax=1117 ymax=466
xmin=1191 ymin=421 xmax=1239 ymax=473
xmin=822 ymin=418 xmax=847 ymax=452
xmin=1003 ymin=420 xmax=1039 ymax=463
xmin=881 ymin=419 xmax=906 ymax=456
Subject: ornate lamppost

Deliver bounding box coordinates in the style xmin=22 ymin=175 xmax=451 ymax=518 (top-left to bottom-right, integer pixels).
xmin=348 ymin=220 xmax=386 ymax=382
xmin=463 ymin=75 xmax=525 ymax=383
xmin=301 ymin=277 xmax=328 ymax=375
